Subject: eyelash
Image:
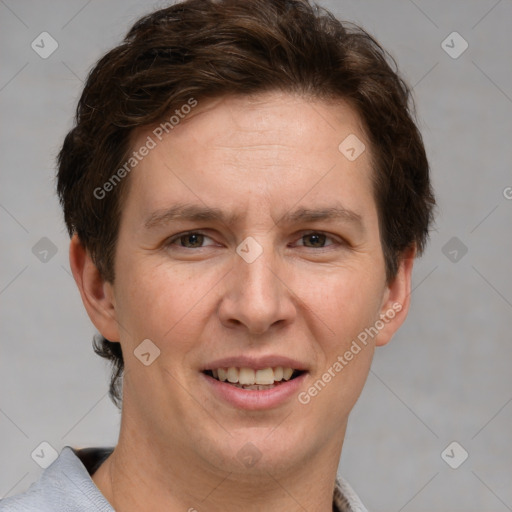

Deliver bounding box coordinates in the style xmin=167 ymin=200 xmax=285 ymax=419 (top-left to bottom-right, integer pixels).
xmin=165 ymin=230 xmax=344 ymax=250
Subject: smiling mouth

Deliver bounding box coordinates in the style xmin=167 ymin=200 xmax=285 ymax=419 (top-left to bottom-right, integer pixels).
xmin=203 ymin=366 xmax=305 ymax=390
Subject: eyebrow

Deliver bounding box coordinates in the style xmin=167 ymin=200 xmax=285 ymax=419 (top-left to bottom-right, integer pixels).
xmin=144 ymin=203 xmax=364 ymax=231
xmin=144 ymin=204 xmax=243 ymax=229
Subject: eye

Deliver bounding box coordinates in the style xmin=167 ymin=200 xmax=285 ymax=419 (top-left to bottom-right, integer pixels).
xmin=295 ymin=231 xmax=338 ymax=248
xmin=165 ymin=230 xmax=345 ymax=251
xmin=166 ymin=231 xmax=216 ymax=249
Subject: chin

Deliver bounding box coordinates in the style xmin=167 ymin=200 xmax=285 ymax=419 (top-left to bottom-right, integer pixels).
xmin=194 ymin=422 xmax=313 ymax=476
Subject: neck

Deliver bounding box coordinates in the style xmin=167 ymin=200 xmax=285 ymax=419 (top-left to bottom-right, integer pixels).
xmin=92 ymin=404 xmax=346 ymax=512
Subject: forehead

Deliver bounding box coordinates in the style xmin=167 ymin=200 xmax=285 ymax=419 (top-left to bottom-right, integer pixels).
xmin=122 ymin=92 xmax=376 ymax=226
xmin=155 ymin=92 xmax=367 ymax=156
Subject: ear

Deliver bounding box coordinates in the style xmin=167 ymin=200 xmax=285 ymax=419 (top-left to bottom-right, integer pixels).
xmin=69 ymin=234 xmax=120 ymax=342
xmin=374 ymin=246 xmax=416 ymax=347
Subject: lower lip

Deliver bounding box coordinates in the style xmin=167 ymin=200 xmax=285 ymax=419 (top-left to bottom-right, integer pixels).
xmin=202 ymin=372 xmax=307 ymax=410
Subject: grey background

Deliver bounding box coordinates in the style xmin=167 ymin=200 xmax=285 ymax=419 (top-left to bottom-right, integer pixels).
xmin=1 ymin=0 xmax=511 ymax=510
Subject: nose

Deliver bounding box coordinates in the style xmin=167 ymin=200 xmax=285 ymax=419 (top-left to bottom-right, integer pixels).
xmin=217 ymin=244 xmax=296 ymax=335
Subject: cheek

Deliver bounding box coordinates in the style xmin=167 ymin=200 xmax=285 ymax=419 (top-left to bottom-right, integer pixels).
xmin=114 ymin=259 xmax=214 ymax=346
xmin=297 ymin=272 xmax=380 ymax=419
xmin=297 ymin=266 xmax=383 ymax=343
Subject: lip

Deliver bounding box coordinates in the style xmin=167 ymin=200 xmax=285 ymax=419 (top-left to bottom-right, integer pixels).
xmin=202 ymin=371 xmax=308 ymax=410
xmin=201 ymin=355 xmax=308 ymax=371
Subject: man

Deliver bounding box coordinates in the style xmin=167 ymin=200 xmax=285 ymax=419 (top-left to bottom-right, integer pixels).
xmin=0 ymin=0 xmax=434 ymax=510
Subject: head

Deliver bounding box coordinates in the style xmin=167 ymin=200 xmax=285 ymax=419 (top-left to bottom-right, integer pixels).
xmin=58 ymin=0 xmax=434 ymax=474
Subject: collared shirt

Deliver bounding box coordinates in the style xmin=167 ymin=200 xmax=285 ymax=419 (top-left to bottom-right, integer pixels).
xmin=0 ymin=446 xmax=368 ymax=512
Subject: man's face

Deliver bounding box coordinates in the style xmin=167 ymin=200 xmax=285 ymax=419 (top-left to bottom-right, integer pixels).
xmin=103 ymin=92 xmax=407 ymax=473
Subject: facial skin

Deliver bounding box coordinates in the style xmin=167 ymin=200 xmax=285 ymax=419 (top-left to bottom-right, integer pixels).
xmin=70 ymin=91 xmax=414 ymax=512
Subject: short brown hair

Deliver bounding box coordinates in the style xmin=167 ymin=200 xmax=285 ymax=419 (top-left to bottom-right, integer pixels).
xmin=57 ymin=0 xmax=435 ymax=408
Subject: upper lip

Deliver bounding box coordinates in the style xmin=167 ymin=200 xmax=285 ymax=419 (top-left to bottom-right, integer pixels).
xmin=202 ymin=355 xmax=308 ymax=371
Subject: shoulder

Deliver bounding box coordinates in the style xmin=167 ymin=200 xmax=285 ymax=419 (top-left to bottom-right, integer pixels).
xmin=334 ymin=476 xmax=369 ymax=512
xmin=0 ymin=485 xmax=50 ymax=511
xmin=0 ymin=446 xmax=114 ymax=512
xmin=0 ymin=469 xmax=61 ymax=512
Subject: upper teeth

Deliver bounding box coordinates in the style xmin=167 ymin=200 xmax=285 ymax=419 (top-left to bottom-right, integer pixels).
xmin=212 ymin=367 xmax=295 ymax=385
